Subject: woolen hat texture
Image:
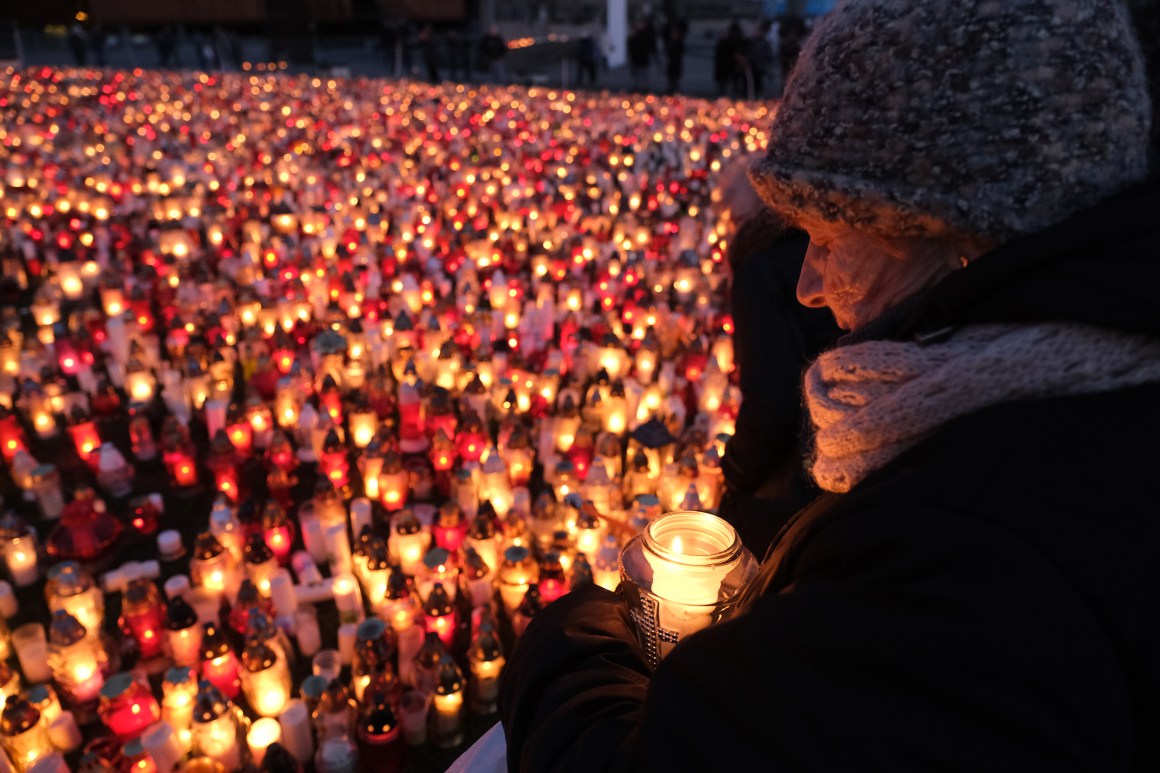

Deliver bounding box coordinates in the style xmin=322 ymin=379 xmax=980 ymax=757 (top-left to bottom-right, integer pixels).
xmin=750 ymin=0 xmax=1154 ymax=241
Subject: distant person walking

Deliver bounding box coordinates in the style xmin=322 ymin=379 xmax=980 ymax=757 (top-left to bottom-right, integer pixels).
xmin=663 ymin=18 xmax=688 ymax=94
xmin=419 ymin=25 xmax=441 ymax=83
xmin=154 ymin=25 xmax=177 ymax=68
xmin=628 ymin=19 xmax=656 ymax=92
xmin=89 ymin=25 xmax=107 ymax=67
xmin=68 ymin=23 xmax=88 ymax=66
xmin=577 ymin=32 xmax=600 ymax=87
xmin=747 ymin=20 xmax=775 ymax=98
xmin=715 ymin=21 xmax=745 ymax=98
xmin=480 ymin=27 xmax=508 ymax=83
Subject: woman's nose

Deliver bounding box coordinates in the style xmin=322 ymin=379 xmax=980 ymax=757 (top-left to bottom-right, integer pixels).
xmin=796 ymin=243 xmax=827 ymax=308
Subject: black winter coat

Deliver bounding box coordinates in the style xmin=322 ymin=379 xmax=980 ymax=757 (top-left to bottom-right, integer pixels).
xmin=500 ymin=179 xmax=1160 ymax=772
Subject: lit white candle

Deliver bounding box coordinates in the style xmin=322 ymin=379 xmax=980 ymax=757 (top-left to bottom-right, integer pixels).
xmin=4 ymin=535 xmax=38 ymax=587
xmin=331 ymin=574 xmax=364 ymax=625
xmin=638 ymin=512 xmax=743 ymax=658
xmin=247 ymin=717 xmax=282 ymax=767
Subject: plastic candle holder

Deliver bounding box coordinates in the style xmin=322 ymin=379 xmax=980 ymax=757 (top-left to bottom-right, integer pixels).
xmin=98 ymin=674 xmax=162 ymax=742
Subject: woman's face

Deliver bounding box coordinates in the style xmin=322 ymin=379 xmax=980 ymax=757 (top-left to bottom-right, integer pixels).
xmin=795 ymin=217 xmax=965 ymax=331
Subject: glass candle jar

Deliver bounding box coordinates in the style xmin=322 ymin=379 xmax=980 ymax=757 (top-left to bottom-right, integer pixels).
xmin=311 ymin=679 xmax=356 ymax=744
xmin=468 ymin=621 xmax=505 ymax=714
xmin=29 ymin=465 xmax=64 ymax=520
xmin=618 ymin=510 xmax=758 ymax=668
xmin=191 ymin=682 xmax=243 ymax=771
xmin=3 ymin=528 xmax=39 ymax=588
xmin=388 ymin=510 xmax=428 ymax=576
xmin=47 ymin=611 xmax=105 ymax=707
xmin=243 ymin=533 xmax=279 ymax=597
xmin=200 ymin=624 xmax=241 ymax=700
xmin=422 ymin=583 xmax=456 ymax=649
xmin=98 ymin=673 xmax=162 ymax=742
xmin=430 ymin=654 xmax=464 ymax=749
xmin=190 ymin=532 xmax=240 ymax=600
xmin=350 ymin=617 xmax=396 ymax=702
xmin=0 ymin=695 xmax=51 ymax=772
xmin=497 ymin=546 xmax=539 ymax=613
xmin=161 ymin=667 xmax=198 ymax=752
xmin=240 ymin=640 xmax=291 ymax=718
xmin=165 ymin=596 xmax=204 ymax=668
xmin=120 ymin=579 xmax=167 ymax=661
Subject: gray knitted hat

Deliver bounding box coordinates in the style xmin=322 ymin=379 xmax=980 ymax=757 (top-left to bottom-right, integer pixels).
xmin=750 ymin=0 xmax=1153 ymax=242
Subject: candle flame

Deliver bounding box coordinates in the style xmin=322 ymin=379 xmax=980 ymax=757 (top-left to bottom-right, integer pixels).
xmin=671 ymin=536 xmax=683 ymax=554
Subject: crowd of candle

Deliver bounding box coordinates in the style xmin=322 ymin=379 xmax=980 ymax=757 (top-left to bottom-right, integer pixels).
xmin=0 ymin=65 xmax=774 ymax=772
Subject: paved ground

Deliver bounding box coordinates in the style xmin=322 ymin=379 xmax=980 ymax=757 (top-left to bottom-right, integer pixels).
xmin=11 ymin=21 xmax=786 ymax=100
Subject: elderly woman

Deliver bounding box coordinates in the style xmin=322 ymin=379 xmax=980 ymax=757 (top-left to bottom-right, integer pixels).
xmin=499 ymin=0 xmax=1160 ymax=770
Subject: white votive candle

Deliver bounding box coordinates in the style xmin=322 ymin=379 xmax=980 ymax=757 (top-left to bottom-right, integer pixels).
xmin=277 ymin=700 xmax=314 ymax=765
xmin=247 ymin=717 xmax=282 ymax=767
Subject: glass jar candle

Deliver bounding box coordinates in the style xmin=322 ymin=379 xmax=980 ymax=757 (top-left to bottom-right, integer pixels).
xmin=463 ymin=512 xmax=501 ymax=578
xmin=497 ymin=546 xmax=539 ymax=612
xmin=358 ymin=701 xmax=403 ymax=771
xmin=350 ymin=618 xmax=396 ymax=703
xmin=619 ymin=510 xmax=758 ymax=668
xmin=98 ymin=673 xmax=162 ymax=742
xmin=191 ymin=682 xmax=243 ymax=771
xmin=161 ymin=667 xmax=198 ymax=752
xmin=119 ymin=579 xmax=167 ymax=661
xmin=243 ymin=533 xmax=279 ymax=596
xmin=0 ymin=695 xmax=51 ymax=772
xmin=240 ymin=640 xmax=292 ymax=718
xmin=387 ymin=510 xmax=428 ymax=576
xmin=165 ymin=596 xmax=204 ymax=669
xmin=311 ymin=679 xmax=356 ymax=744
xmin=3 ymin=527 xmax=39 ymax=588
xmin=260 ymin=502 xmax=295 ymax=565
xmin=422 ymin=583 xmax=456 ymax=648
xmin=189 ymin=532 xmax=239 ymax=600
xmin=468 ymin=621 xmax=505 ymax=714
xmin=47 ymin=611 xmax=105 ymax=707
xmin=430 ymin=654 xmax=464 ymax=749
xmin=29 ymin=465 xmax=64 ymax=520
xmin=199 ymin=624 xmax=241 ymax=700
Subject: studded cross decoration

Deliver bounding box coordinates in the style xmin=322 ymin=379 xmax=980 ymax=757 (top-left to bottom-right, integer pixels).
xmin=629 ymin=589 xmax=681 ymax=669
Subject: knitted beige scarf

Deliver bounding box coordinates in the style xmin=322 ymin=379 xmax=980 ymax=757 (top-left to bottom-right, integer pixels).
xmin=804 ymin=323 xmax=1160 ymax=493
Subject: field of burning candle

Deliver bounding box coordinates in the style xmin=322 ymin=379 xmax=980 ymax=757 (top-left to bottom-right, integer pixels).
xmin=0 ymin=66 xmax=773 ymax=771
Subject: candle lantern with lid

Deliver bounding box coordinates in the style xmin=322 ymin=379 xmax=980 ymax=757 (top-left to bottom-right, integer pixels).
xmin=98 ymin=673 xmax=162 ymax=742
xmin=191 ymin=681 xmax=245 ymax=771
xmin=1 ymin=694 xmax=52 ymax=772
xmin=119 ymin=579 xmax=167 ymax=662
xmin=468 ymin=621 xmax=505 ymax=714
xmin=431 ymin=654 xmax=465 ymax=748
xmin=240 ymin=639 xmax=291 ymax=718
xmin=47 ymin=610 xmax=106 ymax=708
xmin=45 ymin=561 xmax=104 ymax=636
xmin=200 ymin=624 xmax=241 ymax=700
xmin=618 ymin=511 xmax=758 ymax=668
xmin=189 ymin=532 xmax=240 ymax=601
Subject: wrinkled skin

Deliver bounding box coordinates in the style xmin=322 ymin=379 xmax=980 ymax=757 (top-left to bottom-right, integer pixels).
xmin=795 ymin=216 xmax=987 ymax=331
